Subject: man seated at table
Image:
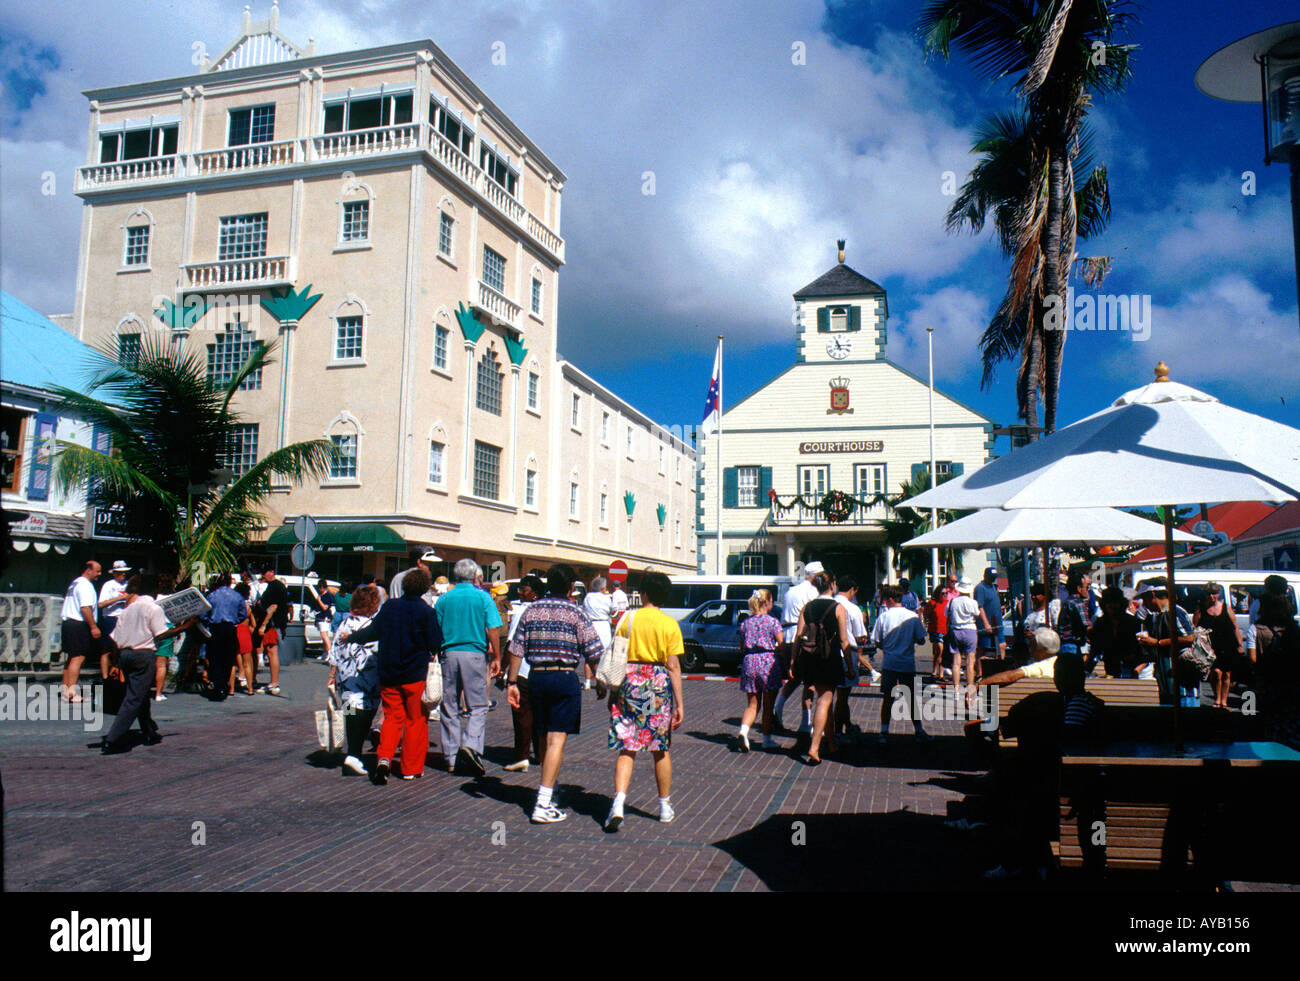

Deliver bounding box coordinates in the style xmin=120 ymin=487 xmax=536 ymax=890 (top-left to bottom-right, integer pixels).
xmin=983 ymin=652 xmax=1104 ymax=881
xmin=977 ymin=627 xmax=1060 ymax=688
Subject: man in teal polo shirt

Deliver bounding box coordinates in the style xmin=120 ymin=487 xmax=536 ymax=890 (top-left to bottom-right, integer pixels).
xmin=436 ymin=558 xmax=503 ymax=776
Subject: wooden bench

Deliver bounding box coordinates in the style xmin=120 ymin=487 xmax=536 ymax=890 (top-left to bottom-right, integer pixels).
xmin=990 ymin=677 xmax=1162 ymax=750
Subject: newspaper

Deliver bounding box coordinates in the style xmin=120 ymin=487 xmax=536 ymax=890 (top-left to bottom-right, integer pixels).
xmin=157 ymin=587 xmax=212 ymax=623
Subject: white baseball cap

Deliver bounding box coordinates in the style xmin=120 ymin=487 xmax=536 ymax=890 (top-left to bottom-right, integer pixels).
xmin=804 ymin=561 xmax=825 ymax=576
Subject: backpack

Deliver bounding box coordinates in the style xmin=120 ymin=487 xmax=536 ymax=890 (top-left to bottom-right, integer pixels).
xmin=796 ymin=602 xmax=840 ymax=662
xmin=1179 ymin=626 xmax=1217 ymax=681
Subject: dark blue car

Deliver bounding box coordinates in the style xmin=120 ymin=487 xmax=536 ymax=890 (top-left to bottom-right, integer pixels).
xmin=678 ymin=599 xmax=784 ymax=673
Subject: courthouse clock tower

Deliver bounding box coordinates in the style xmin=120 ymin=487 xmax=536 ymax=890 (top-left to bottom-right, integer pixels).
xmin=793 ymin=239 xmax=889 ymax=364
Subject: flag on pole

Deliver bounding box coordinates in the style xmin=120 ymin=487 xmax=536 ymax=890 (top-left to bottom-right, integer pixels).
xmin=700 ymin=340 xmax=721 ymax=437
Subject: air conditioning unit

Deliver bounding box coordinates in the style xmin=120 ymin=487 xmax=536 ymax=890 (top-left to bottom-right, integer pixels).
xmin=0 ymin=594 xmax=63 ymax=670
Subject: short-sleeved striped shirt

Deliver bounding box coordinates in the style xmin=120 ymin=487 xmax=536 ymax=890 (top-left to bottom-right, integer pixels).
xmin=509 ymin=597 xmax=604 ymax=668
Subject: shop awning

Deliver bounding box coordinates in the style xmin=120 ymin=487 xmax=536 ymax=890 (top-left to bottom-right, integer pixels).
xmin=265 ymin=522 xmax=407 ymax=553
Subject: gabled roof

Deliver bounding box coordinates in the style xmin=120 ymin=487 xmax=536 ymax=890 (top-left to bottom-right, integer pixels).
xmin=1 ymin=291 xmax=104 ymax=397
xmin=1237 ymin=500 xmax=1300 ymax=540
xmin=1128 ymin=501 xmax=1280 ymax=562
xmin=793 ymin=262 xmax=887 ymax=300
xmin=206 ymin=3 xmax=314 ymax=73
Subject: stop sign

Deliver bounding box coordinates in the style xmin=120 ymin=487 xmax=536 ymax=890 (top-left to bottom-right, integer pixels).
xmin=608 ymin=560 xmax=629 ymax=585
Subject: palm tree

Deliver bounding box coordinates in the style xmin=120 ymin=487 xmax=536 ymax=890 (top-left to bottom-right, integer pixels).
xmin=51 ymin=331 xmax=330 ymax=584
xmin=920 ymin=0 xmax=1136 ymax=433
xmin=881 ymin=470 xmax=967 ymax=588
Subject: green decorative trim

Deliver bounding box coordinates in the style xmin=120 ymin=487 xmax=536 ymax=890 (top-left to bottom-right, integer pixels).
xmin=154 ymin=296 xmax=212 ymax=331
xmin=503 ymin=332 xmax=527 ymax=366
xmin=623 ymin=490 xmax=636 ymax=517
xmin=260 ymin=283 xmax=323 ymax=323
xmin=656 ymin=502 xmax=667 ymax=527
xmin=455 ymin=301 xmax=485 ymax=344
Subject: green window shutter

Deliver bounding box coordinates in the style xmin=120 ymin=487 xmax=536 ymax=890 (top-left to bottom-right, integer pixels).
xmin=849 ymin=305 xmax=861 ymax=332
xmin=950 ymin=462 xmax=965 ymax=477
xmin=911 ymin=463 xmax=928 ymax=487
xmin=816 ymin=307 xmax=829 ymax=333
xmin=722 ymin=467 xmax=739 ymax=508
xmin=726 ymin=553 xmax=742 ymax=574
xmin=758 ymin=466 xmax=773 ymax=506
xmin=763 ymin=552 xmax=779 ymax=575
xmin=26 ymin=412 xmax=58 ymax=502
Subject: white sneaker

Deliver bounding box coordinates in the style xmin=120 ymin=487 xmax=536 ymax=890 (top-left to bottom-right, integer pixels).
xmin=604 ymin=803 xmax=624 ymax=831
xmin=531 ymin=804 xmax=568 ymax=824
xmin=427 ymin=707 xmax=441 ymax=722
xmin=503 ymin=759 xmax=530 ymax=772
xmin=869 ymin=670 xmax=882 ymax=685
xmin=154 ymin=693 xmax=167 ymax=702
xmin=342 ymin=755 xmax=366 ymax=775
xmin=659 ymin=803 xmax=676 ymax=824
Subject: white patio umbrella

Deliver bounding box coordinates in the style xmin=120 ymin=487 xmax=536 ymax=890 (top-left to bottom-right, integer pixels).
xmin=901 ymin=507 xmax=1208 ymax=550
xmin=901 ymin=363 xmax=1300 ymax=747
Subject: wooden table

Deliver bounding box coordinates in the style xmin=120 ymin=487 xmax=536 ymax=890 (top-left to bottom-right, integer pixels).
xmin=1057 ymin=741 xmax=1300 ymax=879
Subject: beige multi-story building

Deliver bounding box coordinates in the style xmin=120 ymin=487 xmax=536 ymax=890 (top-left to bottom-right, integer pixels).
xmin=697 ymin=242 xmax=993 ymax=594
xmin=71 ymin=6 xmax=695 ymax=582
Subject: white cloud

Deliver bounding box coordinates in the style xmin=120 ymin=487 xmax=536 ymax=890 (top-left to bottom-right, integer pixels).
xmin=890 ymin=286 xmax=993 ymax=382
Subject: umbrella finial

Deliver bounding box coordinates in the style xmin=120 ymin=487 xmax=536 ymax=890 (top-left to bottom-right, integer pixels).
xmin=1154 ymin=361 xmax=1170 ymax=383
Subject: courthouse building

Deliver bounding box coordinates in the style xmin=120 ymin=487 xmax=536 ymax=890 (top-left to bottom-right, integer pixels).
xmin=696 ymin=242 xmax=993 ymax=593
xmin=70 ymin=6 xmax=695 ymax=582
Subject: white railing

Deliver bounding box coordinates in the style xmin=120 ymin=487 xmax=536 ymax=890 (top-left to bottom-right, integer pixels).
xmin=312 ymin=122 xmax=422 ymax=160
xmin=77 ymin=154 xmax=180 ymax=188
xmin=477 ymin=279 xmax=522 ymax=328
xmin=768 ymin=494 xmax=889 ymax=527
xmin=190 ymin=138 xmax=302 ymax=175
xmin=76 ymin=123 xmax=565 ymax=260
xmin=181 ymin=254 xmax=295 ymax=289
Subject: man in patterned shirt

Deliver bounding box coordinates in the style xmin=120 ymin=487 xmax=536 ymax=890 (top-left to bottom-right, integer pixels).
xmin=506 ymin=563 xmax=605 ymax=824
xmin=1057 ymin=569 xmax=1094 ymax=664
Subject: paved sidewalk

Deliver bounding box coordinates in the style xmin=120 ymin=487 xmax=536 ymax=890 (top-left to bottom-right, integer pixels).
xmin=3 ymin=656 xmax=1007 ymax=891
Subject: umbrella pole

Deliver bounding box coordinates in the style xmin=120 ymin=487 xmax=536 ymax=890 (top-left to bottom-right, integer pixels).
xmin=1164 ymin=506 xmax=1183 ymax=752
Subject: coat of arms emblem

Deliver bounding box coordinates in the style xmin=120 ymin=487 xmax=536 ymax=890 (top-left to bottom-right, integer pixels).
xmin=827 ymin=376 xmax=853 ymax=415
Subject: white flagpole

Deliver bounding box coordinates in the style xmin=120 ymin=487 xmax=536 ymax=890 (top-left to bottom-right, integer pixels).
xmin=928 ymin=327 xmax=938 ymax=594
xmin=716 ymin=335 xmax=724 ymax=575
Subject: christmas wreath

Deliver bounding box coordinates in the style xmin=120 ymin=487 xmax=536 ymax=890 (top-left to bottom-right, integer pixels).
xmin=768 ymin=488 xmax=876 ymax=523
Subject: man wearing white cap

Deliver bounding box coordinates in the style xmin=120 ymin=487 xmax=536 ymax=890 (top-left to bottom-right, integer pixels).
xmin=774 ymin=560 xmax=823 ymax=733
xmin=97 ymin=560 xmax=133 ymax=681
xmin=390 ymin=548 xmax=441 ymax=608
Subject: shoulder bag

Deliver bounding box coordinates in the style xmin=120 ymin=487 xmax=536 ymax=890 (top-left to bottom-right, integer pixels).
xmin=315 ymin=683 xmax=346 ymax=751
xmin=596 ymin=611 xmax=633 ymax=688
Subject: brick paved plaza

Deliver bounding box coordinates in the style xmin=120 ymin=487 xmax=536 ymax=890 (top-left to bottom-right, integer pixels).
xmin=3 ymin=658 xmax=1292 ymax=892
xmin=2 ymin=651 xmax=1002 ymax=892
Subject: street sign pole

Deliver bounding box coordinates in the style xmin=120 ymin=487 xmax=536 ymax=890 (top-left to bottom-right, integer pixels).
xmin=282 ymin=516 xmax=317 ymax=665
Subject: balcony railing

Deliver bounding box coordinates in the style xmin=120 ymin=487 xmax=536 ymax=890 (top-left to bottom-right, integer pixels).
xmin=767 ymin=493 xmax=889 ymax=528
xmin=75 ymin=123 xmax=564 ymax=261
xmin=181 ymin=254 xmax=296 ymax=290
xmin=475 ymin=279 xmax=522 ymax=329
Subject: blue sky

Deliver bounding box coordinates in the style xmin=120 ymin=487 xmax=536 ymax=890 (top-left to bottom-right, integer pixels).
xmin=2 ymin=0 xmax=1297 ymax=447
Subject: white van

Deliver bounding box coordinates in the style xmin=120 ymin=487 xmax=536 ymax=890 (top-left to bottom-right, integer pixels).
xmin=660 ymin=575 xmax=797 ymax=621
xmin=1129 ymin=569 xmax=1300 ymax=630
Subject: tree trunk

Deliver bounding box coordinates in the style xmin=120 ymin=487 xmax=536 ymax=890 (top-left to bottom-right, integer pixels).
xmin=1042 ymin=134 xmax=1068 ymax=434
xmin=1020 ymin=304 xmax=1044 ymax=430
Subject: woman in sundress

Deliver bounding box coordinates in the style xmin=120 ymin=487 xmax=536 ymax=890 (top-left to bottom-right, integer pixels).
xmin=736 ymin=588 xmax=783 ymax=753
xmin=602 ymin=571 xmax=685 ymax=832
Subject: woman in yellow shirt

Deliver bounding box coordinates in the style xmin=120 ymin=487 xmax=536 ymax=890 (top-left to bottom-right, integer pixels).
xmin=603 ymin=571 xmax=685 ymax=831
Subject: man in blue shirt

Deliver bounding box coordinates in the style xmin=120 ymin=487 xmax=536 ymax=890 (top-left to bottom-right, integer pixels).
xmin=898 ymin=577 xmax=919 ymax=612
xmin=973 ymin=567 xmax=1005 ymax=659
xmin=205 ymin=575 xmax=249 ymax=700
xmin=870 ymin=585 xmax=931 ymax=744
xmin=435 ymin=558 xmax=503 ymax=776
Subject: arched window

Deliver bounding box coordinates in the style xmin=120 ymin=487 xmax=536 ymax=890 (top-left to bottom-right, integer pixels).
xmin=325 ymin=411 xmax=363 ymax=482
xmin=528 ymin=263 xmax=545 ymax=319
xmin=525 ymin=356 xmax=541 ymax=412
xmin=523 ymin=453 xmax=539 ymax=509
xmin=436 ymin=196 xmax=457 ymax=261
xmin=121 ymin=208 xmax=154 ymax=269
xmin=337 ymin=177 xmax=374 ymax=247
xmin=427 ymin=422 xmax=448 ymax=489
xmin=432 ymin=306 xmax=453 ymax=374
xmin=115 ymin=314 xmax=146 ymax=367
xmin=475 ymin=347 xmax=502 ymax=415
xmin=332 ymin=295 xmax=368 ymax=363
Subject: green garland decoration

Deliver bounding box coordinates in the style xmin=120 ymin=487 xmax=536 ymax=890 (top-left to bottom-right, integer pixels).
xmin=768 ymin=488 xmax=887 ymax=523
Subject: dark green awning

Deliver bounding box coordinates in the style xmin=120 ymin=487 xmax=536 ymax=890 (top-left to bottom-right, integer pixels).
xmin=265 ymin=522 xmax=407 ymax=553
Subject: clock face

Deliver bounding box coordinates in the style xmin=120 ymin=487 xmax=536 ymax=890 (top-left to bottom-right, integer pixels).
xmin=826 ymin=336 xmax=851 ymax=360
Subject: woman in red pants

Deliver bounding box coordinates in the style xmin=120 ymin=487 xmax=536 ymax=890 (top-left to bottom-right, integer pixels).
xmin=335 ymin=567 xmax=443 ymax=783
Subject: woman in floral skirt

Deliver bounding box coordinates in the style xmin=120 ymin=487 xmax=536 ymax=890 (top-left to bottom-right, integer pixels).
xmin=736 ymin=588 xmax=783 ymax=752
xmin=603 ymin=571 xmax=685 ymax=831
